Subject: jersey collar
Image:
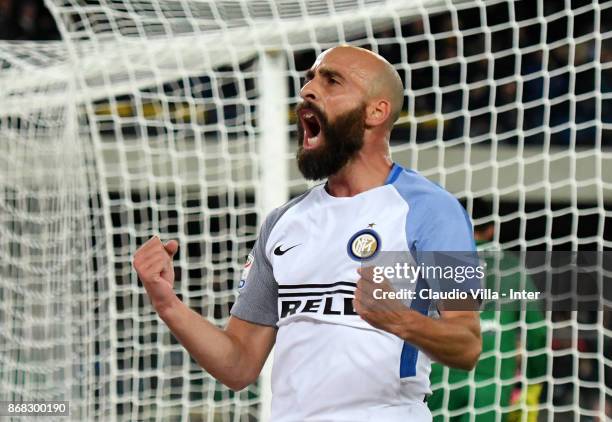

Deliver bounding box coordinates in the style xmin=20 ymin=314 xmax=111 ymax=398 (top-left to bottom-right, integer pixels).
xmin=384 ymin=163 xmax=402 ymax=185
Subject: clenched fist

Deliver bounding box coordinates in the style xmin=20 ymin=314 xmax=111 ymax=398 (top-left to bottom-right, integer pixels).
xmin=353 ymin=267 xmax=410 ymax=336
xmin=133 ymin=236 xmax=179 ymax=312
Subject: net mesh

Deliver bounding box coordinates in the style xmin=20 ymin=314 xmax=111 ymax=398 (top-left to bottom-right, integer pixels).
xmin=0 ymin=0 xmax=610 ymax=420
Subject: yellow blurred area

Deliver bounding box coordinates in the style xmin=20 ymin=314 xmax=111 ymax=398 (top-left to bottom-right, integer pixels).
xmin=93 ymin=100 xmax=418 ymax=128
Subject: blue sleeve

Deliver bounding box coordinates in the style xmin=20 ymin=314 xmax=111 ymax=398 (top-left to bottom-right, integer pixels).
xmin=407 ymin=191 xmax=481 ymax=297
xmin=392 ymin=169 xmax=481 ymax=378
xmin=409 ymin=193 xmax=476 ymax=252
xmin=391 ymin=168 xmax=482 ymax=298
xmin=391 ymin=168 xmax=481 ymax=378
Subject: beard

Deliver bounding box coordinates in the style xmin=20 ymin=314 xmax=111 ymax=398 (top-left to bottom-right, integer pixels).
xmin=296 ymin=102 xmax=366 ymax=181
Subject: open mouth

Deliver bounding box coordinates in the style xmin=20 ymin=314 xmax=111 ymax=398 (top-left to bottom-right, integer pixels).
xmin=299 ymin=108 xmax=323 ymax=149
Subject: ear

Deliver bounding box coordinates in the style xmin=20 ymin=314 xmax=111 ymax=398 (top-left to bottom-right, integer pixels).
xmin=364 ymin=98 xmax=392 ymax=127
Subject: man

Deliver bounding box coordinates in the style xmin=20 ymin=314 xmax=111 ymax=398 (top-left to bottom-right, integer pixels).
xmin=428 ymin=199 xmax=547 ymax=422
xmin=133 ymin=46 xmax=482 ymax=421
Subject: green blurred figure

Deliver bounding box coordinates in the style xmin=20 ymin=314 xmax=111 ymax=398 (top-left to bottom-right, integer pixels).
xmin=428 ymin=199 xmax=547 ymax=422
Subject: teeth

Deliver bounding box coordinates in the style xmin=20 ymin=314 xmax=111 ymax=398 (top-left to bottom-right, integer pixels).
xmin=304 ymin=112 xmax=314 ymax=119
xmin=307 ymin=134 xmax=320 ymax=147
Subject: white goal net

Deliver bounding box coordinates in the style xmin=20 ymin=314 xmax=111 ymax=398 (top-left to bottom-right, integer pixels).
xmin=0 ymin=0 xmax=610 ymax=421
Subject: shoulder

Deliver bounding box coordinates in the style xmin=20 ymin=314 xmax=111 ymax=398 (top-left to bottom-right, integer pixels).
xmin=388 ymin=164 xmax=474 ymax=251
xmin=259 ymin=185 xmax=320 ymax=238
xmin=389 ymin=165 xmax=466 ymax=219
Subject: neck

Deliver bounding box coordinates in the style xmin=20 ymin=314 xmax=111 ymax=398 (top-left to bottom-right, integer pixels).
xmin=326 ymin=143 xmax=393 ymax=197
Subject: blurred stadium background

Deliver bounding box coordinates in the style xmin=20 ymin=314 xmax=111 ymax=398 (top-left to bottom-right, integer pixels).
xmin=0 ymin=0 xmax=610 ymax=421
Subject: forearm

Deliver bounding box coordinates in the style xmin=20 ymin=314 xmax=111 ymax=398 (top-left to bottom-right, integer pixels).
xmin=134 ymin=237 xmax=274 ymax=390
xmin=157 ymin=297 xmax=253 ymax=390
xmin=392 ymin=310 xmax=481 ymax=370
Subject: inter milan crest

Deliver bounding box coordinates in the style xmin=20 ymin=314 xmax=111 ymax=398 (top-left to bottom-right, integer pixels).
xmin=347 ymin=228 xmax=381 ymax=261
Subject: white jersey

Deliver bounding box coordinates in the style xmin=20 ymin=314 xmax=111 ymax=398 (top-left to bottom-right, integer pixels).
xmin=231 ymin=163 xmax=477 ymax=422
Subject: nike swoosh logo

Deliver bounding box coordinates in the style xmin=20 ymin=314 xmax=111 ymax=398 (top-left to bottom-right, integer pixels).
xmin=274 ymin=244 xmax=300 ymax=256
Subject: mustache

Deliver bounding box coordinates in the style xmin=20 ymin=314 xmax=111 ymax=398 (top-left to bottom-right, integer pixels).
xmin=295 ymin=101 xmax=326 ymax=124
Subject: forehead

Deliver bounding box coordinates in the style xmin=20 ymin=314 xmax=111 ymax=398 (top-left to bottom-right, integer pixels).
xmin=310 ymin=49 xmax=371 ymax=85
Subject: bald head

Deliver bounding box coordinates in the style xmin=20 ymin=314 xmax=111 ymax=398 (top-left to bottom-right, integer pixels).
xmin=320 ymin=46 xmax=404 ymax=127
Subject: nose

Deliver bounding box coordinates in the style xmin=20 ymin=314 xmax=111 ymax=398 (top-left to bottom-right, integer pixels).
xmin=300 ymin=79 xmax=317 ymax=102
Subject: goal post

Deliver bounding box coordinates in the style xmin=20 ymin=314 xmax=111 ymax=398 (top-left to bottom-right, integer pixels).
xmin=257 ymin=49 xmax=290 ymax=422
xmin=1 ymin=0 xmax=610 ymax=421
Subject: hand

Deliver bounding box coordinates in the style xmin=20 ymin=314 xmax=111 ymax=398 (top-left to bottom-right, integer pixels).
xmin=353 ymin=267 xmax=413 ymax=336
xmin=133 ymin=236 xmax=179 ymax=312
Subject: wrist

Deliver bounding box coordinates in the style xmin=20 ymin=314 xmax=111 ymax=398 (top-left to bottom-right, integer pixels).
xmin=393 ymin=309 xmax=418 ymax=341
xmin=154 ymin=294 xmax=183 ymax=320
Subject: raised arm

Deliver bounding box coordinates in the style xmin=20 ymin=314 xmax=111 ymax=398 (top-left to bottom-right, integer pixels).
xmin=133 ymin=236 xmax=276 ymax=391
xmin=354 ymin=268 xmax=481 ymax=370
xmin=393 ymin=309 xmax=480 ymax=370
